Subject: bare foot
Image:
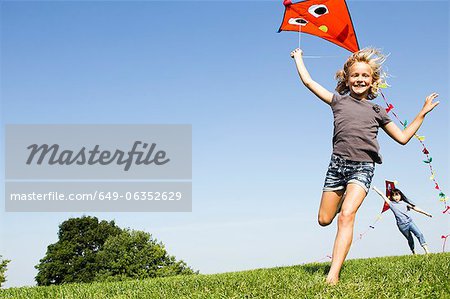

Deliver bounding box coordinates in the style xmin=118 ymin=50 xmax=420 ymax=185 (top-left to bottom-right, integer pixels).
xmin=326 ymin=276 xmax=339 ymax=285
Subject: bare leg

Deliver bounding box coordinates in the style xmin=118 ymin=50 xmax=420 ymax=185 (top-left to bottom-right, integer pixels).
xmin=318 ymin=190 xmax=345 ymax=226
xmin=326 ymin=184 xmax=367 ymax=285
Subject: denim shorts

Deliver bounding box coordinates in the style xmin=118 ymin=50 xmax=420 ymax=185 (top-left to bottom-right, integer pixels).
xmin=323 ymin=154 xmax=375 ymax=193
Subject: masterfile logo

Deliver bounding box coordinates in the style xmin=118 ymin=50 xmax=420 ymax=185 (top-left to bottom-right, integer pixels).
xmin=6 ymin=124 xmax=191 ymax=179
xmin=26 ymin=141 xmax=170 ymax=171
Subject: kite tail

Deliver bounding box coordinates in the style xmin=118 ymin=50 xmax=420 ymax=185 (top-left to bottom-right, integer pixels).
xmin=442 ymin=234 xmax=450 ymax=252
xmin=354 ymin=213 xmax=383 ymax=243
xmin=310 ymin=213 xmax=383 ymax=264
xmin=380 ymin=90 xmax=448 ymax=210
xmin=310 ymin=255 xmax=332 ymax=264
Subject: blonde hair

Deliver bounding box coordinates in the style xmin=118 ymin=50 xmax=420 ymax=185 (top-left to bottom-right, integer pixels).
xmin=335 ymin=48 xmax=387 ymax=100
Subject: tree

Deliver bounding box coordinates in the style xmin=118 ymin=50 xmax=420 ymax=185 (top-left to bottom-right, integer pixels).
xmin=95 ymin=230 xmax=195 ymax=282
xmin=35 ymin=216 xmax=196 ymax=285
xmin=35 ymin=216 xmax=122 ymax=285
xmin=0 ymin=255 xmax=10 ymax=287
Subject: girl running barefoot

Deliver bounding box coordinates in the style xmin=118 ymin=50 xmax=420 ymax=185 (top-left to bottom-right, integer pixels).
xmin=290 ymin=47 xmax=439 ymax=285
xmin=373 ymin=186 xmax=431 ymax=254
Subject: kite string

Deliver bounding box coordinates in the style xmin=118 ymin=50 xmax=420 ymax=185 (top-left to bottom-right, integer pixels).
xmin=296 ymin=22 xmax=343 ymax=59
xmin=298 ymin=23 xmax=302 ymax=50
xmin=296 ymin=24 xmax=342 ymax=59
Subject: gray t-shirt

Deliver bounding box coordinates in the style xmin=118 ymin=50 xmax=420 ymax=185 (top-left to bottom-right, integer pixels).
xmin=389 ymin=200 xmax=413 ymax=226
xmin=331 ymin=93 xmax=392 ymax=164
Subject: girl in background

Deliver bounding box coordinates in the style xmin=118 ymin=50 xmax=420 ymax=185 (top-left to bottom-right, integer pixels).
xmin=373 ymin=186 xmax=431 ymax=254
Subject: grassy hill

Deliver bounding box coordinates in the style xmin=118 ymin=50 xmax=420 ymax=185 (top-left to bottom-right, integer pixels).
xmin=1 ymin=253 xmax=449 ymax=299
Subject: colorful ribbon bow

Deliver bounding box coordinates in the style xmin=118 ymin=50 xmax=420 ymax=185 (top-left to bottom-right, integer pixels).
xmin=385 ymin=104 xmax=394 ymax=113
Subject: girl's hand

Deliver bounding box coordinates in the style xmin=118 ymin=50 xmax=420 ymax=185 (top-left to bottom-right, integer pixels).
xmin=421 ymin=92 xmax=440 ymax=116
xmin=290 ymin=48 xmax=303 ymax=59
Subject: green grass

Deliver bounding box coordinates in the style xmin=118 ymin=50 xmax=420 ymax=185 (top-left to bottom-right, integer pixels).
xmin=1 ymin=253 xmax=449 ymax=299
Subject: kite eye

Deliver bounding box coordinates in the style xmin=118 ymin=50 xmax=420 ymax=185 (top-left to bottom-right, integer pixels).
xmin=288 ymin=18 xmax=308 ymax=26
xmin=308 ymin=4 xmax=328 ymax=17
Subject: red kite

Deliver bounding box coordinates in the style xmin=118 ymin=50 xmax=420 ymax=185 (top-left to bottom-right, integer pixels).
xmin=382 ymin=180 xmax=396 ymax=213
xmin=278 ymin=0 xmax=360 ymax=53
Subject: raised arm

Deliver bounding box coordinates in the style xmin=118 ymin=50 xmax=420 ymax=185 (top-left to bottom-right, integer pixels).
xmin=290 ymin=48 xmax=333 ymax=105
xmin=372 ymin=186 xmax=391 ymax=205
xmin=382 ymin=93 xmax=439 ymax=145
xmin=409 ymin=205 xmax=432 ymax=218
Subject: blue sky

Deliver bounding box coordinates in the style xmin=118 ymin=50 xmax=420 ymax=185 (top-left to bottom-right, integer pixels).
xmin=1 ymin=0 xmax=449 ymax=288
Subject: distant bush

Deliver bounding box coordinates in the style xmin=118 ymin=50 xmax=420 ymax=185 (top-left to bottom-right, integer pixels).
xmin=0 ymin=255 xmax=10 ymax=287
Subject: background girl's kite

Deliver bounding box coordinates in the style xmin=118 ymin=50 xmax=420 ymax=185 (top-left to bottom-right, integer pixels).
xmin=383 ymin=180 xmax=396 ymax=213
xmin=278 ymin=0 xmax=359 ymax=52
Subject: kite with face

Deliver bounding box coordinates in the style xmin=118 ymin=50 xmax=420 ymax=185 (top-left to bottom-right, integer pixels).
xmin=278 ymin=0 xmax=360 ymax=53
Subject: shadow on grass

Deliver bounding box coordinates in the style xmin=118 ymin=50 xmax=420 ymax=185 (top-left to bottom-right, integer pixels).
xmin=301 ymin=264 xmax=331 ymax=276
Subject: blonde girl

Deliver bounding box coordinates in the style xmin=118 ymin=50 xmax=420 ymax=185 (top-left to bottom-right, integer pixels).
xmin=290 ymin=48 xmax=439 ymax=284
